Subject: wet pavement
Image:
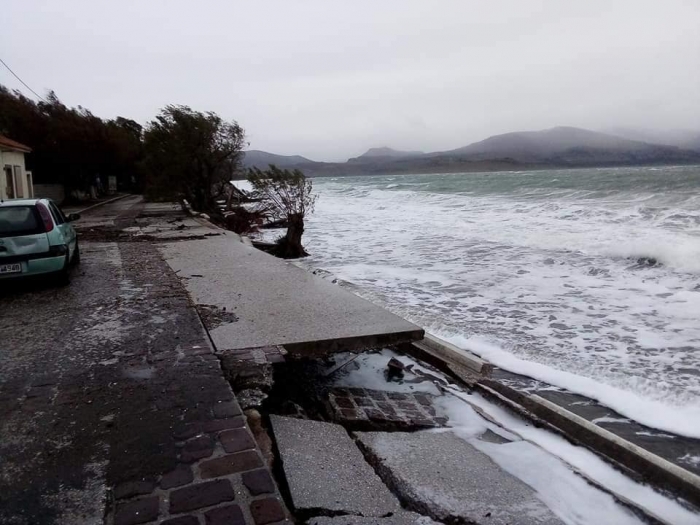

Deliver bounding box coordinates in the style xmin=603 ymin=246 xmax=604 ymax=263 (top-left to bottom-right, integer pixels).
xmin=0 ymin=197 xmax=288 ymax=524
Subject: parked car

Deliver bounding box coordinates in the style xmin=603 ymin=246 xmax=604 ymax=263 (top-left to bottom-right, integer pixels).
xmin=0 ymin=198 xmax=80 ymax=284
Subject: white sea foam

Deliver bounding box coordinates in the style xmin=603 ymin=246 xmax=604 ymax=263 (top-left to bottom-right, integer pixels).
xmin=305 ymin=167 xmax=700 ymax=438
xmin=439 ymin=389 xmax=700 ymax=525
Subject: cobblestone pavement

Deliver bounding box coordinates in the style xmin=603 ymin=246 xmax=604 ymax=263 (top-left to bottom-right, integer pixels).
xmin=327 ymin=388 xmax=447 ymax=431
xmin=0 ymin=198 xmax=288 ymax=525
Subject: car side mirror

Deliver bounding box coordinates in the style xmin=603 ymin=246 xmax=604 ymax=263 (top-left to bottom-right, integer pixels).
xmin=67 ymin=213 xmax=81 ymax=222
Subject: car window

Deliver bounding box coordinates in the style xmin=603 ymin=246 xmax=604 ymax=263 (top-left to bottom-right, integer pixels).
xmin=0 ymin=206 xmax=43 ymax=238
xmin=54 ymin=203 xmax=68 ymax=223
xmin=48 ymin=202 xmax=65 ymax=225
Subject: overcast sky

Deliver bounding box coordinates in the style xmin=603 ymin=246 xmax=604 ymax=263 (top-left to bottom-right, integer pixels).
xmin=2 ymin=1 xmax=699 ymax=161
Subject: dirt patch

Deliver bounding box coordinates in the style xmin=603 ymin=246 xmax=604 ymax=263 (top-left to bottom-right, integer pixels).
xmin=195 ymin=304 xmax=239 ymax=330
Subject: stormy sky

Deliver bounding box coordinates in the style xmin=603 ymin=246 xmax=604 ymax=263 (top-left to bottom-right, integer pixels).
xmin=2 ymin=1 xmax=699 ymax=161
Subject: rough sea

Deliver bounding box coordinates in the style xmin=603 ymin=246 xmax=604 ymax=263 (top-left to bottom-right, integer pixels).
xmin=302 ymin=165 xmax=700 ymax=438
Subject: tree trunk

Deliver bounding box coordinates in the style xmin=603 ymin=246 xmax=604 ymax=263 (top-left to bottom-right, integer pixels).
xmin=276 ymin=213 xmax=308 ymax=258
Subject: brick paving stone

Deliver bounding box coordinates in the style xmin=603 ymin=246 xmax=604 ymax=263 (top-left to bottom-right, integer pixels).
xmin=265 ymin=353 xmax=286 ymax=364
xmin=340 ymin=409 xmax=362 ymax=420
xmin=354 ymin=397 xmax=375 ymax=407
xmin=414 ymin=394 xmax=432 ymax=406
xmin=202 ymin=416 xmax=246 ymax=433
xmin=333 ymin=397 xmax=354 ymax=409
xmin=213 ymin=401 xmax=242 ymax=419
xmin=376 ymin=402 xmax=396 ymax=414
xmin=242 ymin=469 xmax=276 ymax=496
xmin=169 ymin=479 xmax=235 ymax=514
xmin=204 ymin=503 xmax=246 ymax=525
xmin=114 ymin=480 xmax=157 ymax=500
xmin=174 ymin=422 xmax=203 ymax=441
xmin=220 ymin=428 xmax=256 ymax=453
xmin=249 ymin=497 xmax=286 ymax=525
xmin=366 ymin=390 xmax=387 ymax=401
xmin=184 ymin=408 xmax=213 ymax=422
xmin=114 ymin=496 xmax=159 ymax=525
xmin=348 ymin=388 xmax=366 ymax=396
xmin=386 ymin=392 xmax=408 ymax=400
xmin=364 ymin=409 xmax=385 ymax=421
xmin=200 ymin=451 xmax=263 ymax=479
xmin=161 ymin=464 xmax=194 ymax=489
xmin=328 ymin=388 xmax=447 ymax=430
xmin=161 ymin=516 xmax=200 ymax=525
xmin=180 ymin=435 xmax=214 ymax=463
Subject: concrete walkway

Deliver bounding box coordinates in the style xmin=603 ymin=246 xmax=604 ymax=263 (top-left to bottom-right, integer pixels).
xmin=159 ymin=234 xmax=424 ymax=357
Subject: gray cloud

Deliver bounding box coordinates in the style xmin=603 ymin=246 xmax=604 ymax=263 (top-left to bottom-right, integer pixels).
xmin=2 ymin=0 xmax=699 ymax=161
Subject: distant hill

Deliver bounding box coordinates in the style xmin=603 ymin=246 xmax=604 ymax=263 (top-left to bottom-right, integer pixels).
xmin=444 ymin=126 xmax=657 ymax=158
xmin=245 ymin=126 xmax=700 ymax=177
xmin=242 ymin=150 xmax=318 ymax=170
xmin=603 ymin=127 xmax=700 ymax=152
xmin=352 ymin=147 xmax=424 ymax=160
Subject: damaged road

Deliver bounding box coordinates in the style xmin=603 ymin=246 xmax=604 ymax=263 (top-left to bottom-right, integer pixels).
xmin=0 ymin=197 xmax=288 ymax=525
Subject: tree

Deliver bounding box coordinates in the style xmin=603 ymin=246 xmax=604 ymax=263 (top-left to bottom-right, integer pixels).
xmin=0 ymin=85 xmax=144 ymax=198
xmin=247 ymin=165 xmax=317 ymax=258
xmin=142 ymin=105 xmax=245 ymax=213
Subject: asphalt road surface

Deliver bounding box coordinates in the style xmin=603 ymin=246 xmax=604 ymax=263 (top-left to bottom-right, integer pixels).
xmin=0 ymin=197 xmax=235 ymax=524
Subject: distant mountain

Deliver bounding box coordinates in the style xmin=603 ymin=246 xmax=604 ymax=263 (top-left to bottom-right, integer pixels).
xmin=353 ymin=147 xmax=424 ymax=160
xmin=242 ymin=150 xmax=318 ymax=170
xmin=245 ymin=126 xmax=700 ymax=177
xmin=431 ymin=126 xmax=700 ymax=167
xmin=445 ymin=127 xmax=653 ymax=158
xmin=603 ymin=127 xmax=700 ymax=152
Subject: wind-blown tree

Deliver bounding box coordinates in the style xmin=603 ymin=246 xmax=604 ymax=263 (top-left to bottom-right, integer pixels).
xmin=0 ymin=86 xmax=144 ymax=197
xmin=143 ymin=105 xmax=245 ymax=212
xmin=247 ymin=166 xmax=317 ymax=258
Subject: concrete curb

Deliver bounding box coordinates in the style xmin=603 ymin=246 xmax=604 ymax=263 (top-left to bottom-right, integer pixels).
xmin=75 ymin=193 xmax=131 ymax=214
xmin=410 ymin=334 xmax=492 ymax=377
xmin=476 ymin=379 xmax=700 ymax=510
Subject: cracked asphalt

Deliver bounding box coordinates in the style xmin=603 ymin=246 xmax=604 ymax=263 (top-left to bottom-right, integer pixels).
xmin=0 ymin=197 xmax=233 ymax=524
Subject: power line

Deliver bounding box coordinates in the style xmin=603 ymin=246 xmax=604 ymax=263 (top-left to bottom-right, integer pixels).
xmin=0 ymin=57 xmax=46 ymax=102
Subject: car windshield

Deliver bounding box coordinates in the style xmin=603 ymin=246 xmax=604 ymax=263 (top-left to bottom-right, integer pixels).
xmin=0 ymin=206 xmax=43 ymax=238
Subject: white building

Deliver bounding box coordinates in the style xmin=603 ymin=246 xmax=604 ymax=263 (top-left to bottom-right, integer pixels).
xmin=0 ymin=135 xmax=33 ymax=200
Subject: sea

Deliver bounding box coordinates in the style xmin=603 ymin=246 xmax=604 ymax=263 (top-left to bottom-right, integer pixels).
xmin=301 ymin=165 xmax=700 ymax=439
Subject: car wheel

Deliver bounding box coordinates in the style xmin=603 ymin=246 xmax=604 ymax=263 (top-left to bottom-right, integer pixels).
xmin=73 ymin=242 xmax=81 ymax=265
xmin=57 ymin=250 xmax=71 ymax=286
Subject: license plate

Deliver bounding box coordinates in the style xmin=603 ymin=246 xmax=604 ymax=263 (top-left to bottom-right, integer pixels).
xmin=0 ymin=263 xmax=22 ymax=274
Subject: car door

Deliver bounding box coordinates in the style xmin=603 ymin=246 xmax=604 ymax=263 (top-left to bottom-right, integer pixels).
xmin=48 ymin=201 xmax=76 ymax=256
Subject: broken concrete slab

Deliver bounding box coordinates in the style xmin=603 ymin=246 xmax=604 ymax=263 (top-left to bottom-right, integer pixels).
xmin=355 ymin=431 xmax=563 ymax=525
xmin=159 ymin=235 xmax=423 ymax=356
xmin=269 ymin=415 xmax=400 ymax=518
xmin=307 ymin=512 xmax=437 ymax=524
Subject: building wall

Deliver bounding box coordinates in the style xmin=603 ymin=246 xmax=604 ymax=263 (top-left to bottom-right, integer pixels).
xmin=33 ymin=184 xmax=66 ymax=204
xmin=1 ymin=150 xmax=33 ymax=200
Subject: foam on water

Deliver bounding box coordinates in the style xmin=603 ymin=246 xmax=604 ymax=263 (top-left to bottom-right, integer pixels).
xmin=305 ymin=166 xmax=700 ymax=438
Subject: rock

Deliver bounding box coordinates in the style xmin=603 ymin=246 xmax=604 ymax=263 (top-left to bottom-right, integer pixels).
xmin=386 ymin=357 xmax=405 ymax=380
